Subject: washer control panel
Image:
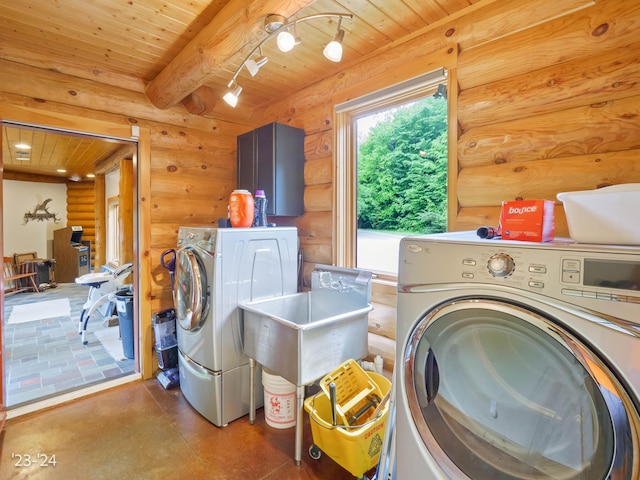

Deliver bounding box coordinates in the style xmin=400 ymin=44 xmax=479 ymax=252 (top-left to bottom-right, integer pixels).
xmin=399 ymin=233 xmax=640 ymax=306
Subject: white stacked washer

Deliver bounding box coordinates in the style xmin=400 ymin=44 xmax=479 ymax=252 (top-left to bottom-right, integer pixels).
xmin=396 ymin=231 xmax=640 ymax=479
xmin=174 ymin=226 xmax=298 ymax=427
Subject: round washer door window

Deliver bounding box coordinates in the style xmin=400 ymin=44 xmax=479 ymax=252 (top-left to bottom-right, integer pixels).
xmin=404 ymin=299 xmax=638 ymax=480
xmin=174 ymin=247 xmax=208 ymax=331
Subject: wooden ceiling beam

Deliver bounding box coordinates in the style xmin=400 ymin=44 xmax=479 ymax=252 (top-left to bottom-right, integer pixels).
xmin=3 ymin=170 xmax=67 ymax=183
xmin=183 ymin=86 xmax=219 ymax=116
xmin=145 ymin=0 xmax=316 ymax=110
xmin=94 ymin=144 xmax=135 ymax=175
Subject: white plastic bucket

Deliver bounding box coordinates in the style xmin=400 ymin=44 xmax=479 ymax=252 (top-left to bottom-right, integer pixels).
xmin=262 ymin=368 xmax=296 ymax=429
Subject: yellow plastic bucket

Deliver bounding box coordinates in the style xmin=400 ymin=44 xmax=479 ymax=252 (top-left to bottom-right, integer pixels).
xmin=304 ymin=372 xmax=391 ymax=477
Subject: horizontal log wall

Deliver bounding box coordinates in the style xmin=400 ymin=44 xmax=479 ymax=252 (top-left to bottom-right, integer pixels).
xmin=0 ymin=60 xmax=248 ymax=377
xmin=253 ymin=0 xmax=640 ymax=370
xmin=65 ymin=181 xmax=96 ymax=268
xmin=455 ymin=0 xmax=640 ymax=230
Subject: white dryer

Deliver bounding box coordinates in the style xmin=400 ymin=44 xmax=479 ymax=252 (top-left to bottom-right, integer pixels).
xmin=174 ymin=226 xmax=298 ymax=427
xmin=396 ymin=231 xmax=640 ymax=479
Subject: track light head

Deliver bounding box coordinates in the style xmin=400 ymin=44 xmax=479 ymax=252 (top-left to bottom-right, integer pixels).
xmin=245 ymin=56 xmax=268 ymax=76
xmin=223 ymin=82 xmax=242 ymax=107
xmin=276 ymin=29 xmax=297 ymax=52
xmin=323 ymin=29 xmax=345 ymax=62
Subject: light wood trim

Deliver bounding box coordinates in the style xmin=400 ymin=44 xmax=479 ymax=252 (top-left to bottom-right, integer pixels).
xmin=119 ymin=159 xmax=134 ymax=268
xmin=333 ymin=111 xmax=357 ymax=268
xmin=447 ymin=67 xmax=460 ymax=231
xmin=136 ymin=127 xmax=153 ymax=379
xmin=94 ymin=175 xmax=106 ymax=270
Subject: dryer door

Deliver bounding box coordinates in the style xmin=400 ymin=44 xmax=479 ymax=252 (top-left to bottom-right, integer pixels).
xmin=404 ymin=298 xmax=638 ymax=480
xmin=174 ymin=247 xmax=208 ymax=332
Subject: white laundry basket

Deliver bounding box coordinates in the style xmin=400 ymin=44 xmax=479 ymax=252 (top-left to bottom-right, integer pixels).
xmin=557 ymin=184 xmax=640 ymax=245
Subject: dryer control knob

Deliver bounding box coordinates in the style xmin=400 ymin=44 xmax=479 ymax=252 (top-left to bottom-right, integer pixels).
xmin=488 ymin=253 xmax=515 ymax=277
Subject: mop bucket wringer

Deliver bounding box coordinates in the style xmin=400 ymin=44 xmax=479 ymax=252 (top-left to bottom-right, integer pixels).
xmin=304 ymin=360 xmax=391 ymax=479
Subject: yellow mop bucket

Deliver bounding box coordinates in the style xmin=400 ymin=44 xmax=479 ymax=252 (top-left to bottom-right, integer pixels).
xmin=304 ymin=369 xmax=391 ymax=478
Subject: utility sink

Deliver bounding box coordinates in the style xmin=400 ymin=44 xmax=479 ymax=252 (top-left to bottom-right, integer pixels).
xmin=241 ymin=265 xmax=373 ymax=465
xmin=240 ymin=266 xmax=373 ymax=386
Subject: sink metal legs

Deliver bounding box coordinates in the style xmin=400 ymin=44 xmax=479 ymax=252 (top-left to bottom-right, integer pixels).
xmin=249 ymin=358 xmax=256 ymax=425
xmin=295 ymin=385 xmax=304 ymax=465
xmin=249 ymin=359 xmax=305 ymax=465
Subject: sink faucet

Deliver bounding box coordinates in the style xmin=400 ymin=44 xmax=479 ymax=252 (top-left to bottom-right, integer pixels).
xmin=317 ymin=271 xmax=350 ymax=292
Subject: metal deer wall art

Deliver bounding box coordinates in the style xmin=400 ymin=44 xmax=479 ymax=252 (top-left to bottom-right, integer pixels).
xmin=24 ymin=198 xmax=61 ymax=224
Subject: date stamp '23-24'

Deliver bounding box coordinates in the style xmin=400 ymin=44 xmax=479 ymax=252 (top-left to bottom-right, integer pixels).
xmin=11 ymin=453 xmax=57 ymax=468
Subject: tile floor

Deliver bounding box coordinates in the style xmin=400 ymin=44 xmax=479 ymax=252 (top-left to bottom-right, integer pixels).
xmin=3 ymin=283 xmax=135 ymax=407
xmin=0 ymin=379 xmax=374 ymax=480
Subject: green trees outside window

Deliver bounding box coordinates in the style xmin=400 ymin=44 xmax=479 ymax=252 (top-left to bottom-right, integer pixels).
xmin=357 ymin=95 xmax=448 ymax=235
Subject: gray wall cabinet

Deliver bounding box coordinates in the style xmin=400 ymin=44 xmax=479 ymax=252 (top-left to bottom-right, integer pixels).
xmin=237 ymin=122 xmax=304 ymax=216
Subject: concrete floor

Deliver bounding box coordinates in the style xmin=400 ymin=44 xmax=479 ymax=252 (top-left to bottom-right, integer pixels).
xmin=0 ymin=379 xmax=372 ymax=479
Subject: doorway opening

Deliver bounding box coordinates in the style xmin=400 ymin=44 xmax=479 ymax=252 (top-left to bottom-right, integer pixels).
xmin=2 ymin=122 xmax=140 ymax=411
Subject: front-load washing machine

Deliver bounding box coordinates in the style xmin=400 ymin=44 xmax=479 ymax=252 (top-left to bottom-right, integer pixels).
xmin=396 ymin=231 xmax=640 ymax=479
xmin=174 ymin=226 xmax=298 ymax=427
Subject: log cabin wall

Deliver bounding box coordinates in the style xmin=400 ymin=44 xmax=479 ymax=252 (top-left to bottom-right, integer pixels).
xmin=65 ymin=181 xmax=96 ymax=268
xmin=252 ymin=0 xmax=640 ymax=370
xmin=0 ymin=61 xmax=250 ymax=317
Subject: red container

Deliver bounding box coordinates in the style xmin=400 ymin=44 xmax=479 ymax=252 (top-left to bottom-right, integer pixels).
xmin=229 ymin=189 xmax=254 ymax=228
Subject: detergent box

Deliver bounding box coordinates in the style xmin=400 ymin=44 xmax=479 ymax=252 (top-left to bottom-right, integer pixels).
xmin=499 ymin=199 xmax=555 ymax=242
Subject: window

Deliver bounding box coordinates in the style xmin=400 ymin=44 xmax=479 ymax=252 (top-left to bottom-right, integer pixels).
xmin=335 ymin=68 xmax=448 ymax=277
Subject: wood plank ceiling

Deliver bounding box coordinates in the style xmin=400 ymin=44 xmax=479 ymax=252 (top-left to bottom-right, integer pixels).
xmin=0 ymin=0 xmax=479 ymax=178
xmin=2 ymin=126 xmax=133 ymax=182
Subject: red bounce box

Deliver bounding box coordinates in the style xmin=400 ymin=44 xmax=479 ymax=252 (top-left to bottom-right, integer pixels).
xmin=499 ymin=200 xmax=555 ymax=242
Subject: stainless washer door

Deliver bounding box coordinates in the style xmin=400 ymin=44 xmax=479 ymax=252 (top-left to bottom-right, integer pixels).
xmin=174 ymin=247 xmax=208 ymax=332
xmin=404 ymin=298 xmax=639 ymax=480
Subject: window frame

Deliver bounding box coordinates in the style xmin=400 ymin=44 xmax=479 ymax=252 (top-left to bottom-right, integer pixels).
xmin=333 ymin=68 xmax=449 ymax=282
xmin=106 ymin=195 xmax=120 ymax=267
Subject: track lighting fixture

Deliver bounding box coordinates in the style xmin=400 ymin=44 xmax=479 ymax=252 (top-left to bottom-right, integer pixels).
xmin=222 ymin=12 xmax=352 ymax=108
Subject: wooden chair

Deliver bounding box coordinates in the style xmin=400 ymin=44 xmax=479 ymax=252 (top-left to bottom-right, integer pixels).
xmin=3 ymin=257 xmax=40 ymax=296
xmin=14 ymin=251 xmax=38 ymax=265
